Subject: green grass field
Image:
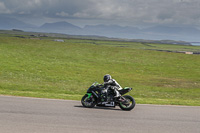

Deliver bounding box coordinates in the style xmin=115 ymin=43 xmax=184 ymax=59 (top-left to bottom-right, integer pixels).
xmin=0 ymin=34 xmax=200 ymax=106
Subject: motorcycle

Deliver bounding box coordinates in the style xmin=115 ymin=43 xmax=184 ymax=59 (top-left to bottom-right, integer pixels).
xmin=81 ymin=82 xmax=135 ymax=111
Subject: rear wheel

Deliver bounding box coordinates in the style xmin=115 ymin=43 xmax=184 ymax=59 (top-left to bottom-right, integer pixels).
xmin=81 ymin=94 xmax=96 ymax=108
xmin=119 ymin=95 xmax=135 ymax=111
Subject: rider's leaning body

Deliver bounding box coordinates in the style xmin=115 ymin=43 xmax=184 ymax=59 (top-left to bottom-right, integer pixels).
xmin=103 ymin=74 xmax=122 ymax=98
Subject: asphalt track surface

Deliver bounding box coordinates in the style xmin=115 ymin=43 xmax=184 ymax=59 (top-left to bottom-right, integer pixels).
xmin=0 ymin=96 xmax=199 ymax=133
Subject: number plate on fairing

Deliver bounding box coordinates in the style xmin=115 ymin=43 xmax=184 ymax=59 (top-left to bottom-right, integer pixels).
xmin=102 ymin=102 xmax=115 ymax=107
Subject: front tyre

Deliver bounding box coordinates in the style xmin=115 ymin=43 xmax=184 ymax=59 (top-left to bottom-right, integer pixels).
xmin=81 ymin=94 xmax=96 ymax=108
xmin=119 ymin=95 xmax=135 ymax=111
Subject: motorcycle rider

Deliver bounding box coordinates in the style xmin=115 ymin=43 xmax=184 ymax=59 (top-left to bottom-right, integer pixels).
xmin=103 ymin=74 xmax=122 ymax=98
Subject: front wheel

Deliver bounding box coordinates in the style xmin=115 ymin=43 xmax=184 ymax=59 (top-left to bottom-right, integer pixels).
xmin=119 ymin=95 xmax=135 ymax=111
xmin=81 ymin=94 xmax=96 ymax=108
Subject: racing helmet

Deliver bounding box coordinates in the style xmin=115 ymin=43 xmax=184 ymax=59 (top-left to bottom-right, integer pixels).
xmin=103 ymin=74 xmax=112 ymax=82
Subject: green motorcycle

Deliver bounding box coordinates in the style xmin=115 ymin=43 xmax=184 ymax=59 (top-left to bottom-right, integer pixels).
xmin=81 ymin=82 xmax=135 ymax=111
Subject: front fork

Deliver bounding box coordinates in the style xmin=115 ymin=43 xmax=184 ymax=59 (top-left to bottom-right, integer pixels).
xmin=87 ymin=92 xmax=100 ymax=103
xmin=87 ymin=93 xmax=92 ymax=98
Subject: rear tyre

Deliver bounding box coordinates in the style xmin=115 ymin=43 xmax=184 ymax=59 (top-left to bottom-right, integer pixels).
xmin=119 ymin=95 xmax=135 ymax=111
xmin=81 ymin=94 xmax=96 ymax=108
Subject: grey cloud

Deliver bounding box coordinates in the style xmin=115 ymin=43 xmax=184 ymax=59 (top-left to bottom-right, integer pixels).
xmin=0 ymin=1 xmax=11 ymax=13
xmin=0 ymin=0 xmax=200 ymax=27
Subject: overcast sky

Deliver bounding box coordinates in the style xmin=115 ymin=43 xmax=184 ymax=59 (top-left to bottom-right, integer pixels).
xmin=0 ymin=0 xmax=200 ymax=28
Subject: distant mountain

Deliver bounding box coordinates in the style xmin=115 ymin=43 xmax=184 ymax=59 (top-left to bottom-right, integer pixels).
xmin=39 ymin=22 xmax=140 ymax=38
xmin=84 ymin=24 xmax=139 ymax=33
xmin=141 ymin=25 xmax=200 ymax=41
xmin=83 ymin=24 xmax=140 ymax=38
xmin=0 ymin=16 xmax=36 ymax=30
xmin=40 ymin=21 xmax=81 ymax=34
xmin=143 ymin=25 xmax=200 ymax=35
xmin=0 ymin=15 xmax=200 ymax=41
xmin=82 ymin=24 xmax=200 ymax=41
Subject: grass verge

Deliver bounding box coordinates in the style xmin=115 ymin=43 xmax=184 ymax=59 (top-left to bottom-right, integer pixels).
xmin=0 ymin=35 xmax=200 ymax=106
